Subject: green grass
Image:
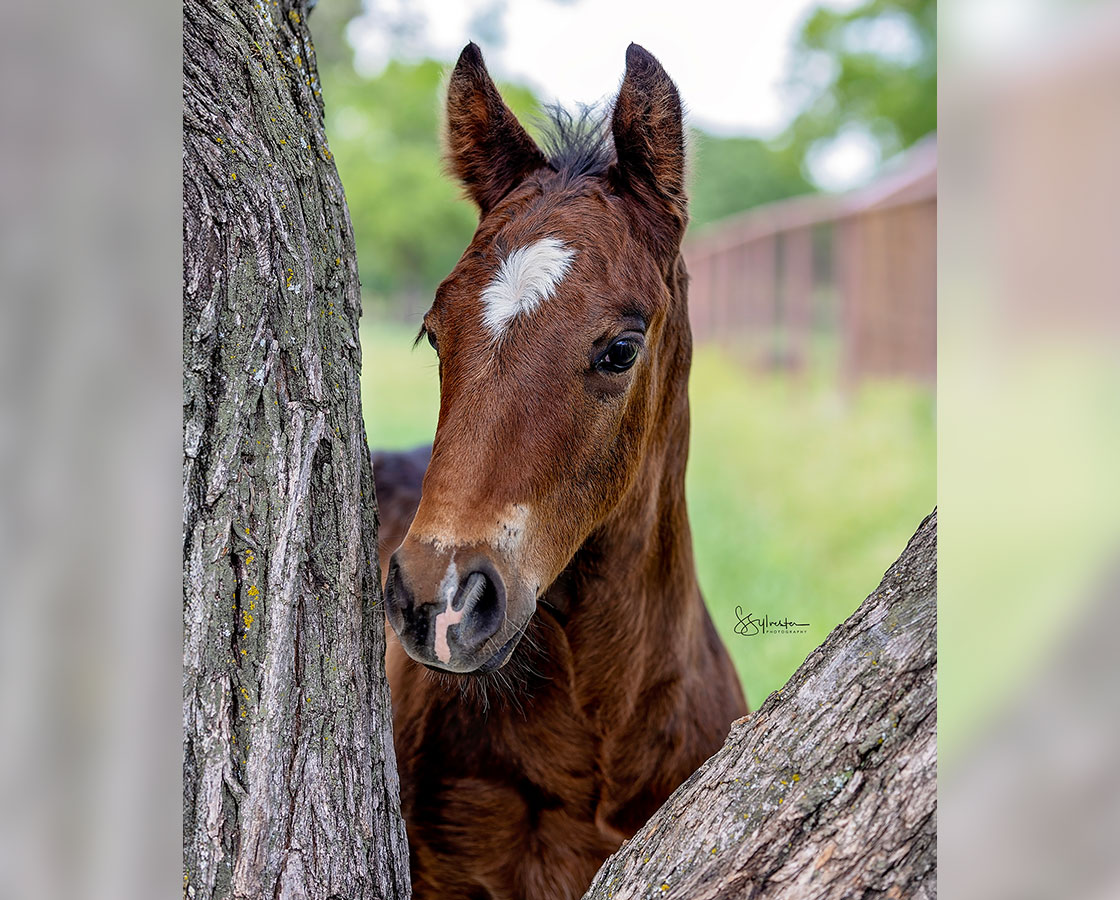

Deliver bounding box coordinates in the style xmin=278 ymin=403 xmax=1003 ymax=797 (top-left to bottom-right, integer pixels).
xmin=686 ymin=349 xmax=935 ymax=706
xmin=360 ymin=321 xmax=441 ymax=449
xmin=360 ymin=320 xmax=935 ymax=708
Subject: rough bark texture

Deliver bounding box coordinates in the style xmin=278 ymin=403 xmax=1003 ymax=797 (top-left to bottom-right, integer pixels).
xmin=583 ymin=510 xmax=936 ymax=900
xmin=182 ymin=1 xmax=410 ymax=898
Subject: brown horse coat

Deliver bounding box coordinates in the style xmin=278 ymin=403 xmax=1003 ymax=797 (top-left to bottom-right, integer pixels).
xmin=375 ymin=42 xmax=748 ymax=900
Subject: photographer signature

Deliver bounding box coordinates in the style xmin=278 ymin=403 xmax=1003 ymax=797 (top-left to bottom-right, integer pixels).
xmin=734 ymin=606 xmax=810 ymax=636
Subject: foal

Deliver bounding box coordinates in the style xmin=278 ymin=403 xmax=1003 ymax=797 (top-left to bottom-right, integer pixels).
xmin=378 ymin=42 xmax=748 ymax=900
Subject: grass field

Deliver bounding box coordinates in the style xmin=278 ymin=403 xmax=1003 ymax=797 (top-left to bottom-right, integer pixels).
xmin=361 ymin=321 xmax=935 ymax=707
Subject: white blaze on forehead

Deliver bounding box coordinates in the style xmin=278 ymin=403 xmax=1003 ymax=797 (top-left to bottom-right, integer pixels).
xmin=481 ymin=238 xmax=576 ymax=337
xmin=432 ymin=559 xmax=462 ymax=665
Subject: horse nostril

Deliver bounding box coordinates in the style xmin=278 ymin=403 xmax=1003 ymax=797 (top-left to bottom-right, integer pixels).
xmin=387 ymin=553 xmax=509 ymax=666
xmin=385 ymin=556 xmax=402 ymax=608
xmin=384 ymin=555 xmax=417 ymax=634
xmin=454 ymin=568 xmax=505 ymax=649
xmin=452 ymin=571 xmax=487 ymax=611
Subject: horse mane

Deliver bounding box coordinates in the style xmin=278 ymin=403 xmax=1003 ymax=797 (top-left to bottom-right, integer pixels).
xmin=538 ymin=103 xmax=614 ymax=181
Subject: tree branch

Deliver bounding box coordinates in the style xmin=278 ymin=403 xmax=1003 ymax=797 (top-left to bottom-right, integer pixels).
xmin=583 ymin=510 xmax=937 ymax=900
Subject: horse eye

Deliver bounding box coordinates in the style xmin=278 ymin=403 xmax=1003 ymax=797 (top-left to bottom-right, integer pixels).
xmin=426 ymin=330 xmax=439 ymax=354
xmin=598 ymin=338 xmax=640 ymax=373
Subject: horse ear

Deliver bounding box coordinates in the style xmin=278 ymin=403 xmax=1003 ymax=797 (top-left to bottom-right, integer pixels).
xmin=446 ymin=43 xmax=549 ymax=215
xmin=609 ymin=44 xmax=688 ymax=262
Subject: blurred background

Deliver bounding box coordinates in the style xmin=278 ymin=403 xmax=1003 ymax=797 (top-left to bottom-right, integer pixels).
xmin=307 ymin=0 xmax=937 ymax=706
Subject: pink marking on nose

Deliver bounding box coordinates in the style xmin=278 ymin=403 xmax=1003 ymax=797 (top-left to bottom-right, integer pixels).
xmin=433 ymin=605 xmax=466 ymax=664
xmin=432 ymin=570 xmax=486 ymax=664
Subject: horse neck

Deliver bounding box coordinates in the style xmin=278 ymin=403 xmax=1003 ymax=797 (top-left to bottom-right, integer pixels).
xmin=546 ymin=254 xmax=705 ymax=690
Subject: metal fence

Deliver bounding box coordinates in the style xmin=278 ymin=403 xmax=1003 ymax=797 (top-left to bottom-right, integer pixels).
xmin=685 ymin=138 xmax=936 ymax=383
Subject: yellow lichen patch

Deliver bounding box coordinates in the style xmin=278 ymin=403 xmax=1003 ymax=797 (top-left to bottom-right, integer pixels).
xmin=230 ymin=173 xmax=237 ymax=180
xmin=242 ymin=610 xmax=254 ymax=629
xmin=247 ymin=585 xmax=259 ymax=598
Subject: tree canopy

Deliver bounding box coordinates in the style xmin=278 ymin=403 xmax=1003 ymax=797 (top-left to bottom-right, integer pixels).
xmin=782 ymin=0 xmax=936 ymax=169
xmin=312 ymin=0 xmax=935 ymax=311
xmin=321 ymin=60 xmax=546 ymax=313
xmin=321 ymin=60 xmax=812 ymax=309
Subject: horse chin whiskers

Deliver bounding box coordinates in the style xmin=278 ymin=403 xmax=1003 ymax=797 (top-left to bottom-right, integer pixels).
xmin=417 ymin=616 xmax=551 ymax=717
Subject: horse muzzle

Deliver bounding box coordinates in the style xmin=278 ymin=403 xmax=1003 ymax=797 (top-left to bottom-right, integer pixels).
xmin=384 ymin=541 xmax=532 ymax=673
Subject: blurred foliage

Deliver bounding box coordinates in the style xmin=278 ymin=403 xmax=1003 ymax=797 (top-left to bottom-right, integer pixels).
xmin=305 ymin=0 xmax=362 ymax=69
xmin=320 ymin=60 xmax=541 ymax=316
xmin=312 ymin=0 xmax=933 ymax=311
xmin=688 ymin=132 xmax=810 ymax=227
xmin=783 ymin=0 xmax=936 ymax=166
xmin=321 ymin=57 xmax=812 ymax=310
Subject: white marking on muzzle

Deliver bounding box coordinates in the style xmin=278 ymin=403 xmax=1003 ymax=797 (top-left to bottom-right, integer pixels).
xmin=432 ymin=559 xmax=462 ymax=664
xmin=433 ymin=564 xmax=491 ymax=664
xmin=415 ymin=503 xmax=533 ymax=558
xmin=494 ymin=503 xmax=529 ymax=555
xmin=481 ymin=238 xmax=576 ymax=337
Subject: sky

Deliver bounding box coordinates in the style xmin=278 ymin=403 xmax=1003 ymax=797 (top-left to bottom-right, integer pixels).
xmin=347 ymin=0 xmax=862 ymax=138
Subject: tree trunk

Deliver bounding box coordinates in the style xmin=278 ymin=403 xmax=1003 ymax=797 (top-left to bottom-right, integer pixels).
xmin=583 ymin=510 xmax=936 ymax=900
xmin=182 ymin=1 xmax=410 ymax=898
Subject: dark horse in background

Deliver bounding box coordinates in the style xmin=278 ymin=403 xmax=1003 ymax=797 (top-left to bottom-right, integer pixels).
xmin=372 ymin=42 xmax=748 ymax=900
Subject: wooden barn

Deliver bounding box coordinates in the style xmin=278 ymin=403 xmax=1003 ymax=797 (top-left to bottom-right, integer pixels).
xmin=686 ymin=137 xmax=936 ymax=384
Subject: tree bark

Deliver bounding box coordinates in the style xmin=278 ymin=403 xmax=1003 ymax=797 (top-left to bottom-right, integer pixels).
xmin=182 ymin=1 xmax=410 ymax=898
xmin=583 ymin=510 xmax=936 ymax=900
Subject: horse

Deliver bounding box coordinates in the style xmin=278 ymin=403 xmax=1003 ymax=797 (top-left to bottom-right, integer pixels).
xmin=373 ymin=41 xmax=748 ymax=900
